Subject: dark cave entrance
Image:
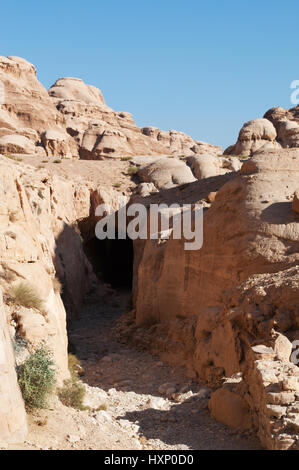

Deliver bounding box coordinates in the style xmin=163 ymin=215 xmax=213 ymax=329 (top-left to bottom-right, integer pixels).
xmin=83 ymin=235 xmax=134 ymax=290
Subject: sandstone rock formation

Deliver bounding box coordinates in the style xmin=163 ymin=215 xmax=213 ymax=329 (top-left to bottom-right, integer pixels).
xmin=264 ymin=106 xmax=299 ymax=148
xmin=225 ymin=118 xmax=278 ymax=156
xmin=0 ymin=289 xmax=27 ymax=444
xmin=48 ymin=77 xmax=221 ymax=160
xmin=226 ymin=105 xmax=299 ymax=156
xmin=0 ymin=56 xmax=69 ymax=157
xmin=137 ymin=157 xmax=197 ymax=190
xmin=186 ymin=154 xmax=242 ymax=179
xmin=0 ymin=55 xmax=220 ymax=160
xmin=0 ymin=154 xmax=99 ymax=385
xmin=132 ymin=148 xmax=299 ymax=449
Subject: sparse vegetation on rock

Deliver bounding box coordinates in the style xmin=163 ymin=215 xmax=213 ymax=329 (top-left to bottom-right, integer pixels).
xmin=17 ymin=348 xmax=56 ymax=409
xmin=58 ymin=354 xmax=86 ymax=410
xmin=9 ymin=282 xmax=44 ymax=311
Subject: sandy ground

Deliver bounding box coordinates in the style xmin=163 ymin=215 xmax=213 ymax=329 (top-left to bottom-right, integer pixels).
xmin=8 ymin=154 xmax=137 ymax=195
xmin=3 ymin=289 xmax=261 ymax=451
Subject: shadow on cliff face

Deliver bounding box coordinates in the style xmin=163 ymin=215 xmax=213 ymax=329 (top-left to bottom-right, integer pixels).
xmin=53 ymin=220 xmax=134 ymax=326
xmin=53 ymin=222 xmax=95 ymax=323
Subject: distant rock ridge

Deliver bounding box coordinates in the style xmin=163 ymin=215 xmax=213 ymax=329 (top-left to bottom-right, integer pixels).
xmin=0 ymin=56 xmax=221 ymax=159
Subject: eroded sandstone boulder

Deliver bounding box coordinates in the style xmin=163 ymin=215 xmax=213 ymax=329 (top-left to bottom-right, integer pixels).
xmin=138 ymin=157 xmax=197 ymax=189
xmin=225 ymin=118 xmax=278 ymax=156
xmin=0 ymin=134 xmax=36 ymax=155
xmin=186 ymin=154 xmax=241 ymax=179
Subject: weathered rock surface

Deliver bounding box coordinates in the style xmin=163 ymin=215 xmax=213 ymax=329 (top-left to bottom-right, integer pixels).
xmin=186 ymin=154 xmax=242 ymax=179
xmin=292 ymin=190 xmax=299 ymax=214
xmin=0 ymin=289 xmax=27 ymax=443
xmin=133 ymin=148 xmax=299 ymax=449
xmin=0 ymin=56 xmax=67 ymax=156
xmin=49 ymin=77 xmax=221 ymax=160
xmin=225 ymin=118 xmax=278 ymax=156
xmin=226 ymin=105 xmax=299 ymax=156
xmin=0 ymin=154 xmax=99 ymax=386
xmin=0 ymin=56 xmax=220 ymax=160
xmin=138 ymin=157 xmax=197 ymax=189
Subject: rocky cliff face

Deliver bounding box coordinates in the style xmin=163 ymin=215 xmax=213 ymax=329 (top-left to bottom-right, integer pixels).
xmin=132 ymin=148 xmax=299 ymax=449
xmin=0 ymin=155 xmax=97 ymax=385
xmin=0 ymin=288 xmax=27 ymax=444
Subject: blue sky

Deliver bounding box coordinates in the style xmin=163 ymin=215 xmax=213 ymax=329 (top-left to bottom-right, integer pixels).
xmin=1 ymin=0 xmax=298 ymax=149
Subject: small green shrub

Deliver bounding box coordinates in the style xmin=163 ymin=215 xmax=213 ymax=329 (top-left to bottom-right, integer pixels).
xmin=58 ymin=353 xmax=86 ymax=410
xmin=17 ymin=348 xmax=56 ymax=409
xmin=127 ymin=165 xmax=138 ymax=176
xmin=58 ymin=378 xmax=86 ymax=410
xmin=113 ymin=182 xmax=121 ymax=188
xmin=9 ymin=282 xmax=44 ymax=310
xmin=5 ymin=154 xmax=23 ymax=162
xmin=121 ymin=156 xmax=133 ymax=161
xmin=53 ymin=159 xmax=62 ymax=164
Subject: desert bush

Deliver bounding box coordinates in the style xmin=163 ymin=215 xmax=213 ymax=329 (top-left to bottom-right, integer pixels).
xmin=17 ymin=348 xmax=56 ymax=409
xmin=121 ymin=156 xmax=133 ymax=161
xmin=5 ymin=154 xmax=23 ymax=162
xmin=58 ymin=353 xmax=86 ymax=410
xmin=127 ymin=165 xmax=138 ymax=176
xmin=53 ymin=159 xmax=62 ymax=164
xmin=113 ymin=182 xmax=121 ymax=188
xmin=58 ymin=377 xmax=86 ymax=410
xmin=9 ymin=282 xmax=44 ymax=310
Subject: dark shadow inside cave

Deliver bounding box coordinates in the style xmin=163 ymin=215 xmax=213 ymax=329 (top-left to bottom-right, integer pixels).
xmin=83 ymin=235 xmax=134 ymax=290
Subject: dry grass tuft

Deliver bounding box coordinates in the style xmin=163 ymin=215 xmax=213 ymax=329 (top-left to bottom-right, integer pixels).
xmin=9 ymin=282 xmax=44 ymax=310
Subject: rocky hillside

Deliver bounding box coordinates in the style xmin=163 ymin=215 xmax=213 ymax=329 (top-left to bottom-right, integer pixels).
xmin=0 ymin=56 xmax=220 ymax=159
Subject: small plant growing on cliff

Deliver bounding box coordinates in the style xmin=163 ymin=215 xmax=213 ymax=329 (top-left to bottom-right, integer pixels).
xmin=53 ymin=159 xmax=62 ymax=164
xmin=127 ymin=165 xmax=138 ymax=176
xmin=17 ymin=348 xmax=56 ymax=409
xmin=9 ymin=282 xmax=44 ymax=310
xmin=58 ymin=353 xmax=86 ymax=410
xmin=5 ymin=154 xmax=23 ymax=162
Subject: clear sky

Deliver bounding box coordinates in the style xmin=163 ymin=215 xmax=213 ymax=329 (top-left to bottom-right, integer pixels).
xmin=1 ymin=0 xmax=298 ymax=149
